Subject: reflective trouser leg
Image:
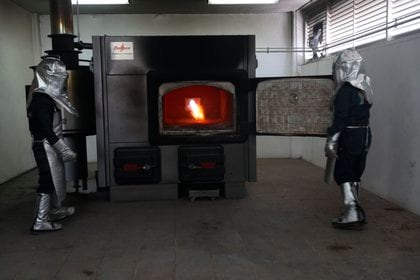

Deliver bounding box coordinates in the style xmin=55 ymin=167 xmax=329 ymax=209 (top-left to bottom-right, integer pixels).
xmin=43 ymin=141 xmax=76 ymax=221
xmin=32 ymin=141 xmax=55 ymax=194
xmin=332 ymin=182 xmax=366 ymax=229
xmin=31 ymin=193 xmax=62 ymax=231
xmin=50 ymin=191 xmax=75 ymax=221
xmin=43 ymin=141 xmax=67 ymax=204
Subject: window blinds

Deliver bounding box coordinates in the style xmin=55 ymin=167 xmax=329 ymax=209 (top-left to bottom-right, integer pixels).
xmin=328 ymin=0 xmax=354 ymax=53
xmin=390 ymin=0 xmax=420 ymax=36
xmin=301 ymin=0 xmax=420 ymax=58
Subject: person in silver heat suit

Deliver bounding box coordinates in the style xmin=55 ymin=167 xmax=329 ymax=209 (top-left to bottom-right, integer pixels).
xmin=27 ymin=56 xmax=78 ymax=232
xmin=325 ymin=49 xmax=373 ymax=229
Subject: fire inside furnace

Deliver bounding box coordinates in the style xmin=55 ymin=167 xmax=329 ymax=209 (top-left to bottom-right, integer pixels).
xmin=162 ymin=84 xmax=234 ymax=129
xmin=186 ymin=98 xmax=205 ymax=121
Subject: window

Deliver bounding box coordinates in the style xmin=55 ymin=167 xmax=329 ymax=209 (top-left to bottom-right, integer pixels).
xmin=305 ymin=7 xmax=327 ymax=59
xmin=328 ymin=0 xmax=354 ymax=54
xmin=390 ymin=0 xmax=420 ymax=36
xmin=354 ymin=0 xmax=387 ymax=45
xmin=302 ymin=0 xmax=420 ymax=60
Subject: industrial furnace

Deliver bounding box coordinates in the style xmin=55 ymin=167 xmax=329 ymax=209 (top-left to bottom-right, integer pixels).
xmin=92 ymin=35 xmax=333 ymax=201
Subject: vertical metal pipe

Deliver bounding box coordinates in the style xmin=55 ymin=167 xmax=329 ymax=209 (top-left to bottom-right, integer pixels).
xmin=49 ymin=0 xmax=73 ymax=35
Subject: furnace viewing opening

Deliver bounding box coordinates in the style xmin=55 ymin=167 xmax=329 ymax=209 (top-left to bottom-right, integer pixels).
xmin=159 ymin=82 xmax=236 ymax=135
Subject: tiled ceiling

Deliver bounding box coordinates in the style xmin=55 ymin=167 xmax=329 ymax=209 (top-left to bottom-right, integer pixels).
xmin=11 ymin=0 xmax=310 ymax=14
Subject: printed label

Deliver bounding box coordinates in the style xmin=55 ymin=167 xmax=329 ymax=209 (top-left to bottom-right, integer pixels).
xmin=110 ymin=42 xmax=134 ymax=60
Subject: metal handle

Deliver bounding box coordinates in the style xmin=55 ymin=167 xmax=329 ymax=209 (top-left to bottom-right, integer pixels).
xmin=141 ymin=164 xmax=152 ymax=171
xmin=188 ymin=163 xmax=201 ymax=169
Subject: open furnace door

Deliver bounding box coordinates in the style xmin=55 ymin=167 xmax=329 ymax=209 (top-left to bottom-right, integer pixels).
xmin=254 ymin=76 xmax=334 ymax=136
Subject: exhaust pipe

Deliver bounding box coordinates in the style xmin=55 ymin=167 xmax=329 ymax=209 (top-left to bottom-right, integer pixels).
xmin=49 ymin=0 xmax=74 ymax=35
xmin=47 ymin=0 xmax=78 ymax=67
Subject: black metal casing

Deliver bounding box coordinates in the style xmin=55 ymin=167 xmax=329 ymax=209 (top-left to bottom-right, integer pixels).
xmin=93 ymin=35 xmax=257 ymax=200
xmin=178 ymin=145 xmax=225 ymax=183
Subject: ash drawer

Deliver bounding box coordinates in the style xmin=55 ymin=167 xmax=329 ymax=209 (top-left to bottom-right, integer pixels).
xmin=178 ymin=145 xmax=225 ymax=182
xmin=114 ymin=147 xmax=161 ymax=185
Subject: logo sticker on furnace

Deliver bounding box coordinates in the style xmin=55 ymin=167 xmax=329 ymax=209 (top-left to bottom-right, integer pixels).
xmin=111 ymin=42 xmax=134 ymax=60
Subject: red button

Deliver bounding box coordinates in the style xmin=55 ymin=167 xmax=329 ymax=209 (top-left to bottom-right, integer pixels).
xmin=200 ymin=162 xmax=216 ymax=169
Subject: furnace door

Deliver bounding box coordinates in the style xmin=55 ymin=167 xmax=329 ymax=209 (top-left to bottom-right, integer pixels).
xmin=255 ymin=76 xmax=333 ymax=136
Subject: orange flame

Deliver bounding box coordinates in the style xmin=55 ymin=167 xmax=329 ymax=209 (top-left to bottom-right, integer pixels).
xmin=186 ymin=99 xmax=205 ymax=120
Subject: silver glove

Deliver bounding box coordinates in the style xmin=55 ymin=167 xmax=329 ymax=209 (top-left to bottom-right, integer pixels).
xmin=52 ymin=139 xmax=77 ymax=162
xmin=325 ymin=132 xmax=340 ymax=158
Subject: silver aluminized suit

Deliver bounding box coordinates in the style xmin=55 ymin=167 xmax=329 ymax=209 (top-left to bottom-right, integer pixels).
xmin=27 ymin=57 xmax=78 ymax=232
xmin=324 ymin=49 xmax=373 ymax=229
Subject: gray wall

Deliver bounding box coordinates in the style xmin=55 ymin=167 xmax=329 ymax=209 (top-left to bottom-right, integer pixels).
xmin=2 ymin=4 xmax=419 ymax=217
xmin=38 ymin=13 xmax=295 ymax=162
xmin=301 ymin=34 xmax=420 ymax=215
xmin=0 ymin=0 xmax=38 ymax=184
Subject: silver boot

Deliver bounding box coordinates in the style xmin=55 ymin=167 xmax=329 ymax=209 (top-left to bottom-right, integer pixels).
xmin=353 ymin=181 xmax=360 ymax=197
xmin=31 ymin=193 xmax=62 ymax=232
xmin=332 ymin=182 xmax=366 ymax=229
xmin=50 ymin=192 xmax=75 ymax=221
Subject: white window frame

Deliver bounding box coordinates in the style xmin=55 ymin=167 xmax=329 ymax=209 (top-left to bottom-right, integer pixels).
xmin=301 ymin=0 xmax=420 ymax=61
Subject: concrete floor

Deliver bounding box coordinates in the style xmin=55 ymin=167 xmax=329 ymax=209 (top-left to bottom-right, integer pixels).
xmin=1 ymin=158 xmax=420 ymax=280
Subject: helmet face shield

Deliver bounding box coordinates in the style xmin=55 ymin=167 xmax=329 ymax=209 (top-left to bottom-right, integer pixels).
xmin=333 ymin=49 xmax=373 ymax=104
xmin=28 ymin=57 xmax=78 ymax=116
